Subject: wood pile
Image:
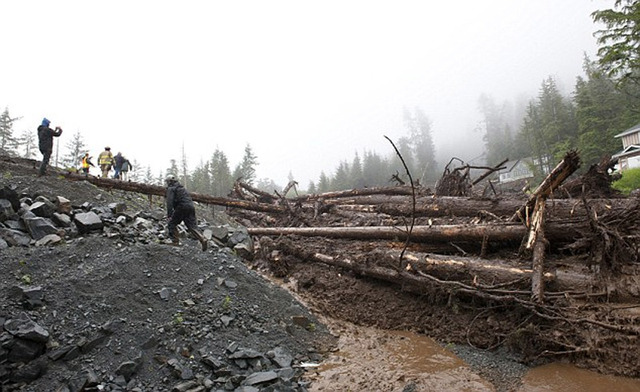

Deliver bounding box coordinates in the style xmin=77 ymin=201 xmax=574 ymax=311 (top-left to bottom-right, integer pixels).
xmin=226 ymin=151 xmax=640 ymax=376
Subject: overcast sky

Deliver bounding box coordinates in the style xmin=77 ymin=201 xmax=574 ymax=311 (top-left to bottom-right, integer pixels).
xmin=1 ymin=1 xmax=612 ymax=187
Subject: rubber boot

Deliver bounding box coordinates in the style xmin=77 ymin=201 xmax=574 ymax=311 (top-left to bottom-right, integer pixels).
xmin=170 ymin=228 xmax=180 ymax=246
xmin=190 ymin=229 xmax=208 ymax=251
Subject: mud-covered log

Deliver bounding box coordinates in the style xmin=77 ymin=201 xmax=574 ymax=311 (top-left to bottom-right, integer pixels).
xmin=248 ymin=222 xmax=583 ymax=243
xmin=528 ymin=196 xmax=548 ymax=303
xmin=271 ymin=239 xmax=599 ymax=297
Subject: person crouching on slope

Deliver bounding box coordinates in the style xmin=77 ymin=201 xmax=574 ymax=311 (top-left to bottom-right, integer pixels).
xmin=165 ymin=174 xmax=208 ymax=251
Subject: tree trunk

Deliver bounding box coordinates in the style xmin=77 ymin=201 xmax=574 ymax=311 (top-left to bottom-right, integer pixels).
xmin=248 ymin=222 xmax=582 ymax=243
xmin=271 ymin=239 xmax=599 ymax=297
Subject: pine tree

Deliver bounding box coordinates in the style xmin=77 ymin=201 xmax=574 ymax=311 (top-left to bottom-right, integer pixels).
xmin=0 ymin=108 xmax=19 ymax=156
xmin=210 ymin=148 xmax=233 ymax=197
xmin=19 ymin=130 xmax=37 ymax=159
xmin=238 ymin=144 xmax=258 ymax=185
xmin=404 ymin=107 xmax=437 ymax=185
xmin=62 ymin=131 xmax=86 ymax=169
xmin=317 ymin=171 xmax=330 ymax=193
xmin=593 ymin=0 xmax=640 ymax=86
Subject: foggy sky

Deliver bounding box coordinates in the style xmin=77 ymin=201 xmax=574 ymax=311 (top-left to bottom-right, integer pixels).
xmin=0 ymin=1 xmax=612 ymax=187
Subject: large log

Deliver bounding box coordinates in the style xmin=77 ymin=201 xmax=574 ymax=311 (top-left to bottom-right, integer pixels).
xmin=289 ymin=186 xmax=425 ymax=202
xmin=62 ymin=173 xmax=286 ymax=213
xmin=330 ymin=195 xmax=630 ymax=220
xmin=270 ymin=239 xmax=599 ymax=297
xmin=248 ymin=222 xmax=583 ymax=243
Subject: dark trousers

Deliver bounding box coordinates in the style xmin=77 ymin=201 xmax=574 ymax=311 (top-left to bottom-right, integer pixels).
xmin=39 ymin=148 xmax=52 ymax=175
xmin=168 ymin=205 xmax=198 ymax=238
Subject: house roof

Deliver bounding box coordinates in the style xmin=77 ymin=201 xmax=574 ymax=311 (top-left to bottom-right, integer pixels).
xmin=614 ymin=122 xmax=640 ymax=138
xmin=612 ymin=144 xmax=640 ymax=159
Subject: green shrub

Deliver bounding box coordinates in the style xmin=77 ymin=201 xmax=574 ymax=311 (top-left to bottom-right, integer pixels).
xmin=612 ymin=167 xmax=640 ymax=195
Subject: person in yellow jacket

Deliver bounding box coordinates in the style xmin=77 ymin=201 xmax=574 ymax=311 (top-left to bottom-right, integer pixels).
xmin=80 ymin=153 xmax=95 ymax=175
xmin=97 ymin=147 xmax=114 ymax=178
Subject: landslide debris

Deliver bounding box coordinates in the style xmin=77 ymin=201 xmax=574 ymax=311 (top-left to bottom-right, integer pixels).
xmin=0 ymin=162 xmax=335 ymax=392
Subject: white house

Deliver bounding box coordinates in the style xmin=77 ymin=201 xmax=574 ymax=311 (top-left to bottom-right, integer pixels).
xmin=612 ymin=122 xmax=640 ymax=171
xmin=498 ymin=157 xmax=550 ymax=184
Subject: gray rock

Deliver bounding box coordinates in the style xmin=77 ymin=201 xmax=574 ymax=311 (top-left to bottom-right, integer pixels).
xmin=243 ymin=371 xmax=278 ymax=386
xmin=0 ymin=237 xmax=7 ymax=249
xmin=233 ymin=243 xmax=254 ymax=260
xmin=210 ymin=226 xmax=229 ymax=241
xmin=52 ymin=212 xmax=72 ymax=227
xmin=20 ymin=285 xmax=44 ymax=308
xmin=220 ymin=315 xmax=234 ymax=326
xmin=0 ymin=199 xmax=16 ymax=221
xmin=80 ymin=334 xmax=108 ymax=353
xmin=3 ymin=218 xmax=26 ymax=231
xmin=0 ymin=228 xmax=31 ymax=246
xmin=227 ymin=228 xmax=250 ymax=247
xmin=23 ymin=216 xmax=62 ymax=240
xmin=0 ymin=185 xmax=20 ymax=211
xmin=9 ymin=357 xmax=47 ymax=382
xmin=115 ymin=360 xmax=139 ymax=381
xmin=29 ymin=199 xmax=56 ymax=218
xmin=268 ymin=347 xmax=293 ymax=368
xmin=74 ymin=211 xmax=104 ymax=234
xmin=160 ymin=287 xmax=171 ymax=300
xmin=275 ymin=367 xmax=297 ymax=381
xmin=133 ymin=217 xmax=153 ymax=230
xmin=228 ymin=348 xmax=262 ymax=360
xmin=109 ymin=202 xmax=127 ymax=214
xmin=35 ymin=233 xmax=63 ymax=246
xmin=4 ymin=313 xmax=50 ymax=342
xmin=7 ymin=338 xmax=46 ymax=362
xmin=235 ymin=387 xmax=259 ymax=392
xmin=172 ymin=380 xmax=199 ymax=392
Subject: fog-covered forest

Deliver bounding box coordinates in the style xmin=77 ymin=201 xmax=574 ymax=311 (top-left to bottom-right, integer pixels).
xmin=1 ymin=1 xmax=640 ymax=196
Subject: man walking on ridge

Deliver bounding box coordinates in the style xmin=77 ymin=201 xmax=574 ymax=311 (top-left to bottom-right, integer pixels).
xmin=165 ymin=174 xmax=208 ymax=251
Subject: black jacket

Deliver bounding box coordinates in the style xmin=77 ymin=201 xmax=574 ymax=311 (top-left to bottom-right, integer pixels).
xmin=166 ymin=183 xmax=194 ymax=217
xmin=37 ymin=125 xmax=62 ymax=152
xmin=114 ymin=154 xmax=125 ymax=169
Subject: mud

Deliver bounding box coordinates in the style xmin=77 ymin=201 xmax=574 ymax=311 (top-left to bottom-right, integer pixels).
xmin=307 ymin=320 xmax=494 ymax=392
xmin=518 ymin=363 xmax=640 ymax=392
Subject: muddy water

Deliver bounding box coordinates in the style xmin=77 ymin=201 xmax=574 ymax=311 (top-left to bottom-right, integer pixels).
xmin=307 ymin=322 xmax=495 ymax=392
xmin=306 ymin=322 xmax=640 ymax=392
xmin=518 ymin=363 xmax=640 ymax=392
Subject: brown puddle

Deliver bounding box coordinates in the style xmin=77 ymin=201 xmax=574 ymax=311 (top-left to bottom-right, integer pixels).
xmin=306 ymin=321 xmax=640 ymax=392
xmin=307 ymin=322 xmax=494 ymax=392
xmin=518 ymin=363 xmax=640 ymax=392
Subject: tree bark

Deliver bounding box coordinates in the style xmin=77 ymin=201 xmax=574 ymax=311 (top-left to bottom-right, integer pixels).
xmin=528 ymin=196 xmax=547 ymax=303
xmin=271 ymin=239 xmax=598 ymax=296
xmin=248 ymin=222 xmax=582 ymax=243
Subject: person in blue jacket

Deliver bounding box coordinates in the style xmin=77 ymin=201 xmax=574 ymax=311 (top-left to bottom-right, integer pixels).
xmin=37 ymin=118 xmax=63 ymax=176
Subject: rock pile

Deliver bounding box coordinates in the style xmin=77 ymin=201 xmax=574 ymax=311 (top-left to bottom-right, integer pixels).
xmin=0 ymin=182 xmax=333 ymax=391
xmin=0 ymin=184 xmax=253 ymax=254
